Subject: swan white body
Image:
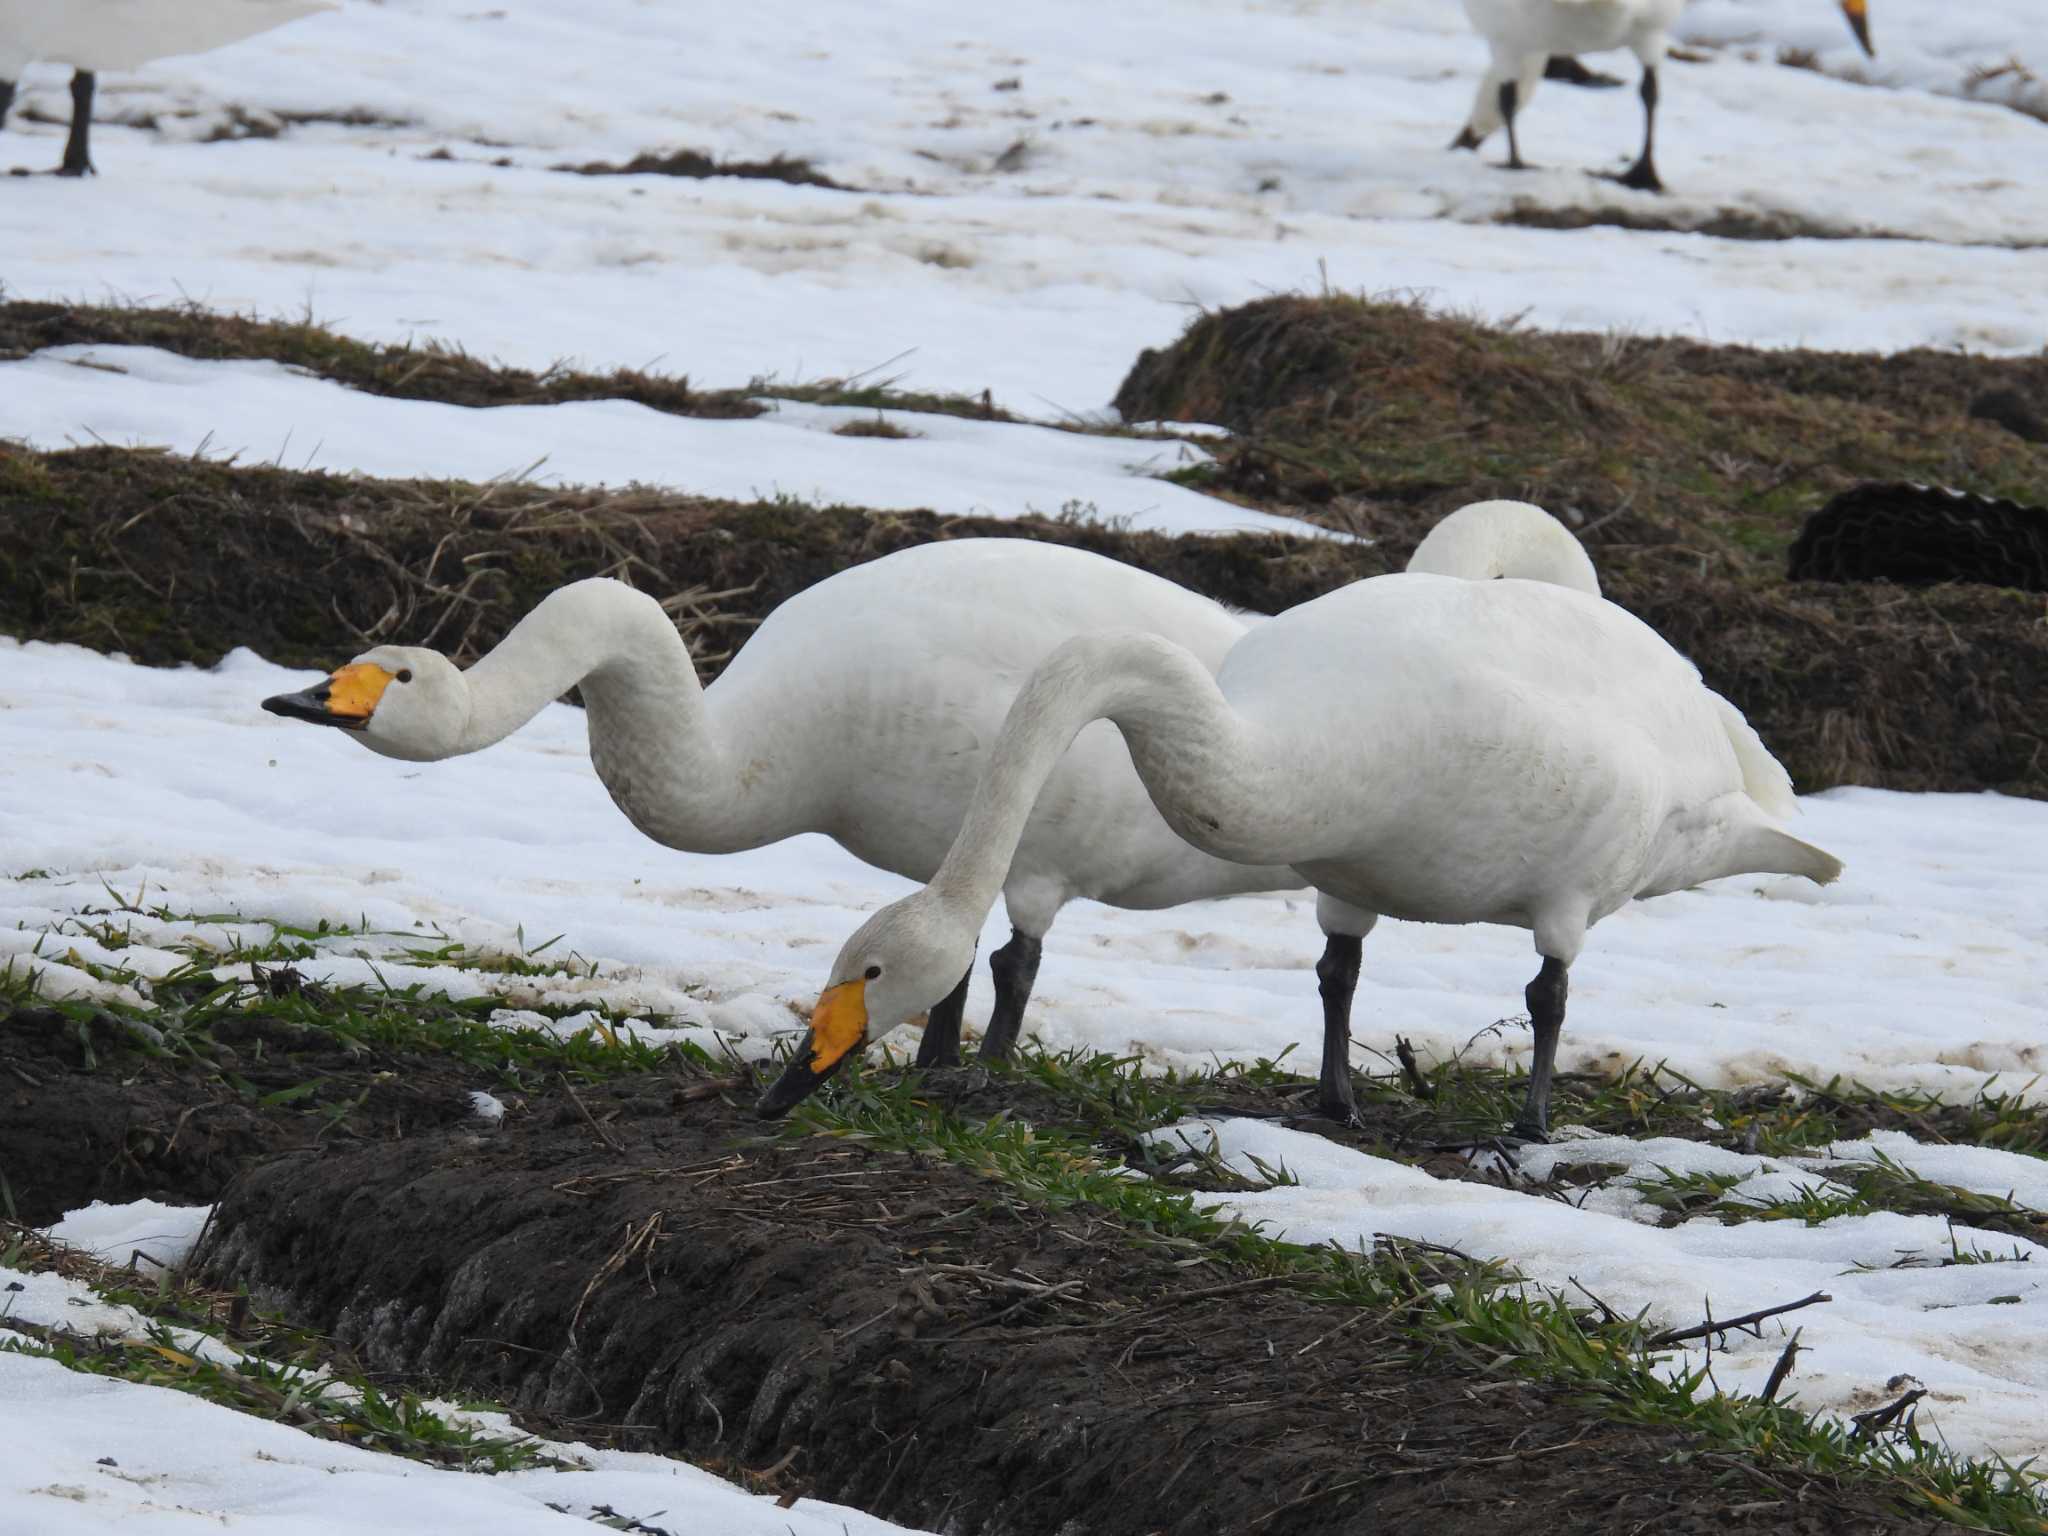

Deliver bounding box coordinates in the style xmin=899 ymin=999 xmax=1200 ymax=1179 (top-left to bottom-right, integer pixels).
xmin=0 ymin=0 xmax=334 ymax=174
xmin=771 ymin=558 xmax=1840 ymax=1134
xmin=0 ymin=0 xmax=334 ymax=77
xmin=1452 ymin=0 xmax=1873 ymax=193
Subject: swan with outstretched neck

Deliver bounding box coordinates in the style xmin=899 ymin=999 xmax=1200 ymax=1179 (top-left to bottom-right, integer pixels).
xmin=264 ymin=505 xmax=1592 ymax=1076
xmin=760 ymin=544 xmax=1841 ymax=1137
xmin=0 ymin=0 xmax=334 ymax=175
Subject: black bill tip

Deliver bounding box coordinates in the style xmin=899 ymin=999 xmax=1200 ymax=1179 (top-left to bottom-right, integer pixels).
xmin=262 ymin=685 xmax=366 ymax=731
xmin=756 ymin=1047 xmax=842 ymax=1119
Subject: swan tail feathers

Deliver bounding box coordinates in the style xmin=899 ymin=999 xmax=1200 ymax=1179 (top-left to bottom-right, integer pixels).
xmin=1731 ymin=823 xmax=1845 ymax=888
xmin=1711 ymin=691 xmax=1799 ymax=820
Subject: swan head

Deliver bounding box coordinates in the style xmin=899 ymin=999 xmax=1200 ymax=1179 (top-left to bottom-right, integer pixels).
xmin=756 ymin=890 xmax=980 ymax=1119
xmin=1840 ymin=0 xmax=1873 ymax=56
xmin=261 ymin=646 xmax=469 ymax=762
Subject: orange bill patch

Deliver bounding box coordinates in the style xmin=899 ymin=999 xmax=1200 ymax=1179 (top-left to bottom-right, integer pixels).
xmin=808 ymin=978 xmax=870 ymax=1073
xmin=326 ymin=662 xmax=397 ymax=720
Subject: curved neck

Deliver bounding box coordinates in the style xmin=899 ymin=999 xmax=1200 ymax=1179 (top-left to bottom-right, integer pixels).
xmin=458 ymin=580 xmax=787 ymax=852
xmin=929 ymin=632 xmax=1293 ymax=922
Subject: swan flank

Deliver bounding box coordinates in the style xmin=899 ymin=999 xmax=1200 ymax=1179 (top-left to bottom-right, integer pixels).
xmin=1453 ymin=0 xmax=1875 ymax=194
xmin=263 ymin=507 xmax=1589 ymax=1072
xmin=762 ymin=534 xmax=1841 ymax=1138
xmin=0 ymin=0 xmax=334 ymax=175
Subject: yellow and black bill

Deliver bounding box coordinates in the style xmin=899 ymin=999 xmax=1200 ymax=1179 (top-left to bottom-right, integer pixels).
xmin=1841 ymin=0 xmax=1873 ymax=56
xmin=261 ymin=662 xmax=395 ymax=732
xmin=756 ymin=976 xmax=869 ymax=1118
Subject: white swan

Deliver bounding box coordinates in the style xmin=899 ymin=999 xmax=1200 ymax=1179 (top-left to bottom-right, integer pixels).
xmin=264 ymin=507 xmax=1593 ymax=1073
xmin=761 ymin=550 xmax=1841 ymax=1136
xmin=0 ymin=0 xmax=334 ymax=175
xmin=1452 ymin=0 xmax=1875 ymax=193
xmin=263 ymin=538 xmax=1300 ymax=1067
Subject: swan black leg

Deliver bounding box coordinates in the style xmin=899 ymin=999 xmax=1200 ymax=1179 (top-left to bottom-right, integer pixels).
xmin=1 ymin=79 xmax=16 ymax=132
xmin=976 ymin=929 xmax=1043 ymax=1061
xmin=1498 ymin=79 xmax=1531 ymax=171
xmin=916 ymin=960 xmax=973 ymax=1068
xmin=1512 ymin=957 xmax=1570 ymax=1141
xmin=1616 ymin=64 xmax=1661 ymax=192
xmin=1314 ymin=933 xmax=1364 ymax=1123
xmin=58 ymin=70 xmax=95 ymax=177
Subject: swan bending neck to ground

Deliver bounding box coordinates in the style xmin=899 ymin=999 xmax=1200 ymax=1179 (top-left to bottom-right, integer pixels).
xmin=762 ymin=572 xmax=1840 ymax=1135
xmin=1452 ymin=0 xmax=1874 ymax=194
xmin=0 ymin=0 xmax=334 ymax=175
xmin=262 ymin=540 xmax=1307 ymax=1064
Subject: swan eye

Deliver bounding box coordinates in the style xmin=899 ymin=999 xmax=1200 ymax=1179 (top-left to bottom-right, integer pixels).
xmin=396 ymin=669 xmax=414 ymax=683
xmin=864 ymin=964 xmax=882 ymax=981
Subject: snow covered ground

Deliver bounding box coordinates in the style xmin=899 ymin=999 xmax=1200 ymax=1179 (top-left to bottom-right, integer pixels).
xmin=2 ymin=0 xmax=2044 ymax=433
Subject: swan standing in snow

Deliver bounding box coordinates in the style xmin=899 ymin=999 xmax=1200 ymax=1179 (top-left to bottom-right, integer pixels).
xmin=263 ymin=507 xmax=1591 ymax=1073
xmin=0 ymin=0 xmax=334 ymax=175
xmin=760 ymin=539 xmax=1840 ymax=1137
xmin=1452 ymin=0 xmax=1875 ymax=193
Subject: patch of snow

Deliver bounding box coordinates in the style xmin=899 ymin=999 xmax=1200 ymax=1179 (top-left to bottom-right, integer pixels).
xmin=0 ymin=346 xmax=1315 ymax=540
xmin=45 ymin=1201 xmax=212 ymax=1272
xmin=1154 ymin=1115 xmax=2048 ymax=1462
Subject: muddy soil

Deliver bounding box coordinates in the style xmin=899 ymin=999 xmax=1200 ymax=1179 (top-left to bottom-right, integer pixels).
xmin=0 ymin=1005 xmax=486 ymax=1226
xmin=194 ymin=1079 xmax=1939 ymax=1535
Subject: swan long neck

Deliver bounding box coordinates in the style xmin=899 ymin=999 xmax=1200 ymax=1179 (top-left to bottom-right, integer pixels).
xmin=458 ymin=580 xmax=773 ymax=851
xmin=929 ymin=631 xmax=1286 ymax=922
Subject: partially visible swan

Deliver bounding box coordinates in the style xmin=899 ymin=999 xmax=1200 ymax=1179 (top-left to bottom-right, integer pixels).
xmin=0 ymin=0 xmax=335 ymax=175
xmin=760 ymin=556 xmax=1840 ymax=1136
xmin=264 ymin=508 xmax=1594 ymax=1073
xmin=1452 ymin=0 xmax=1875 ymax=193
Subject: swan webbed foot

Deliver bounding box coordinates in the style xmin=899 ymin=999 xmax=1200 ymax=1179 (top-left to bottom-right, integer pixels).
xmin=1450 ymin=125 xmax=1483 ymax=152
xmin=1609 ymin=156 xmax=1663 ymax=194
xmin=1544 ymin=56 xmax=1625 ymax=88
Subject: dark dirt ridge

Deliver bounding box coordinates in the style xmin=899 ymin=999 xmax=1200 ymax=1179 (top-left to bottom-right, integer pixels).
xmin=4 ymin=437 xmax=2043 ymax=800
xmin=0 ymin=1005 xmax=484 ymax=1227
xmin=191 ymin=1074 xmax=1943 ymax=1536
xmin=552 ymin=149 xmax=849 ymax=189
xmin=0 ymin=300 xmax=761 ymax=421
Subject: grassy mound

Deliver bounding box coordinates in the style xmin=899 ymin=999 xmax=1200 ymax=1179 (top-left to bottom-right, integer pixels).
xmin=1114 ymin=294 xmax=2048 ymax=560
